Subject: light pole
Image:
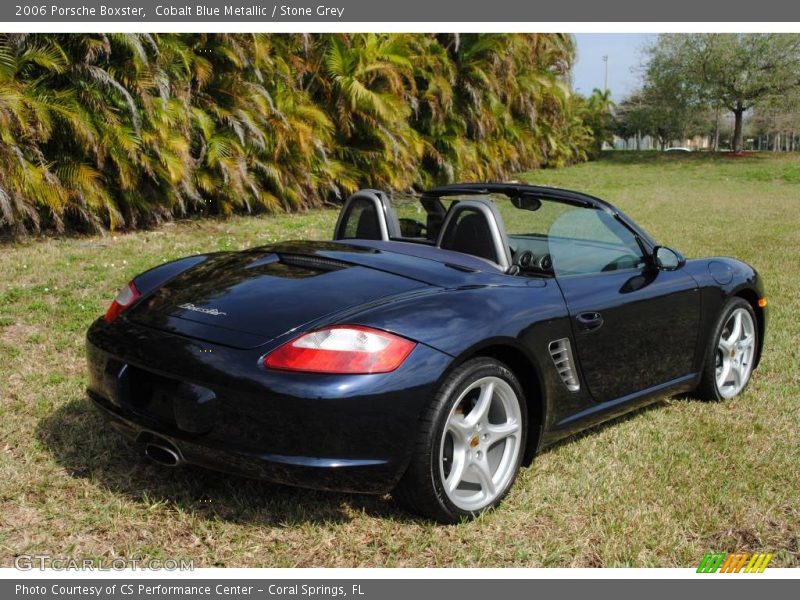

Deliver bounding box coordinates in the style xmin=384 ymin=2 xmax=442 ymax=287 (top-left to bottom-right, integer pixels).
xmin=602 ymin=55 xmax=608 ymax=92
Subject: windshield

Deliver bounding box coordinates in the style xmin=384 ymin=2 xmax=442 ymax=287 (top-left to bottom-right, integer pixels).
xmin=388 ymin=191 xmax=599 ymax=243
xmin=388 ymin=191 xmax=646 ymax=277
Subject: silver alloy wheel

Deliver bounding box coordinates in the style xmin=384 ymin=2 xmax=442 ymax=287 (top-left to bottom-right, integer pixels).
xmin=438 ymin=376 xmax=522 ymax=511
xmin=715 ymin=307 xmax=756 ymax=399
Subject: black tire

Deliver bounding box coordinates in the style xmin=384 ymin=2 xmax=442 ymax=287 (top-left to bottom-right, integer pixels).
xmin=393 ymin=357 xmax=527 ymax=523
xmin=694 ymin=297 xmax=758 ymax=401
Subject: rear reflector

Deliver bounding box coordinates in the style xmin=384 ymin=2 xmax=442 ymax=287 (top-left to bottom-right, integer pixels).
xmin=104 ymin=281 xmax=141 ymax=323
xmin=264 ymin=325 xmax=416 ymax=374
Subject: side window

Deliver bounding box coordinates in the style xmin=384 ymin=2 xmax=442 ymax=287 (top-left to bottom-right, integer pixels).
xmin=339 ymin=198 xmax=381 ymax=240
xmin=548 ymin=207 xmax=644 ymax=276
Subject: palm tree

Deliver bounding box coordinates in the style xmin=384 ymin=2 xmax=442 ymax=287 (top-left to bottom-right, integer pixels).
xmin=0 ymin=33 xmax=605 ymax=237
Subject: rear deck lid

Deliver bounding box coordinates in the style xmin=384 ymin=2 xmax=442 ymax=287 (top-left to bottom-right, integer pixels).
xmin=128 ymin=247 xmax=427 ymax=349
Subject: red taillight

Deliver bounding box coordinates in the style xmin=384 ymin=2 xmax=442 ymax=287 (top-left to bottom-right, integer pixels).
xmin=104 ymin=281 xmax=141 ymax=323
xmin=264 ymin=325 xmax=416 ymax=374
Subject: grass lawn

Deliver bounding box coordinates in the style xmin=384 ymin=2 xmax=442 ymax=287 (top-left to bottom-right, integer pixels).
xmin=0 ymin=151 xmax=798 ymax=567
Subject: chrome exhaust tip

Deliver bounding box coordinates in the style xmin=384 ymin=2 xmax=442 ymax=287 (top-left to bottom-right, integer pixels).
xmin=143 ymin=440 xmax=183 ymax=467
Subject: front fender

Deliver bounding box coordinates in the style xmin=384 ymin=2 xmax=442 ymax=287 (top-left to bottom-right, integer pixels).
xmin=682 ymin=257 xmax=767 ymax=368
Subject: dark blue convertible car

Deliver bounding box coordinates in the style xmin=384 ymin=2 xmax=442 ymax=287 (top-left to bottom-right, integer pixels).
xmin=86 ymin=184 xmax=766 ymax=522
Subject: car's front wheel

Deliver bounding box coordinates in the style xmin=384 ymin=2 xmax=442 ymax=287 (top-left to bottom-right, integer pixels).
xmin=695 ymin=297 xmax=758 ymax=400
xmin=394 ymin=357 xmax=527 ymax=523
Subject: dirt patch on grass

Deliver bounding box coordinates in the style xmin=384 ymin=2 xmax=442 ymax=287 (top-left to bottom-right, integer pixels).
xmin=0 ymin=322 xmax=39 ymax=345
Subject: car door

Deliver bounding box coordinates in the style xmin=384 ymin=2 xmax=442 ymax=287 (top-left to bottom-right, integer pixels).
xmin=548 ymin=206 xmax=701 ymax=403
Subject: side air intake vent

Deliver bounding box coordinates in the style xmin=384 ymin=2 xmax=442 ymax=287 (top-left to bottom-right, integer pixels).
xmin=549 ymin=338 xmax=580 ymax=392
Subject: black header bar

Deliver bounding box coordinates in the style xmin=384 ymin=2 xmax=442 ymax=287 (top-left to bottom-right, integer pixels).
xmin=3 ymin=0 xmax=800 ymax=23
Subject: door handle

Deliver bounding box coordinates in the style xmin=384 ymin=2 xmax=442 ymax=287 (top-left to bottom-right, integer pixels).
xmin=576 ymin=311 xmax=604 ymax=331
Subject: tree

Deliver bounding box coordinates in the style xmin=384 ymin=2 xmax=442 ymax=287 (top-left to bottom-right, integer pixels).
xmin=750 ymin=91 xmax=800 ymax=151
xmin=616 ymin=38 xmax=715 ymax=152
xmin=576 ymin=88 xmax=614 ymax=157
xmin=614 ymin=92 xmax=657 ymax=149
xmin=647 ymin=34 xmax=800 ymax=152
xmin=0 ymin=33 xmax=609 ymax=237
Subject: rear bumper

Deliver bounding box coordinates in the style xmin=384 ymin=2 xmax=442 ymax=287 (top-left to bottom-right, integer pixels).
xmin=86 ymin=317 xmax=452 ymax=494
xmin=88 ymin=391 xmax=403 ymax=492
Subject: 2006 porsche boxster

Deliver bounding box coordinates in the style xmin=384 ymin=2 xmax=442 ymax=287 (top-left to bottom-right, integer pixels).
xmin=86 ymin=183 xmax=767 ymax=522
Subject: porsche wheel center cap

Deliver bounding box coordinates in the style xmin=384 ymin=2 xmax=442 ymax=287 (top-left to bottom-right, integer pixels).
xmin=469 ymin=435 xmax=480 ymax=449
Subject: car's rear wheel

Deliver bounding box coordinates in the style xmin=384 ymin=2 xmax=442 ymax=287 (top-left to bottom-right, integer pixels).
xmin=394 ymin=357 xmax=527 ymax=523
xmin=695 ymin=297 xmax=758 ymax=400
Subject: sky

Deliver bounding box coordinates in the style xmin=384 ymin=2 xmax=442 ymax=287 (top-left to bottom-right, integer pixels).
xmin=572 ymin=34 xmax=656 ymax=100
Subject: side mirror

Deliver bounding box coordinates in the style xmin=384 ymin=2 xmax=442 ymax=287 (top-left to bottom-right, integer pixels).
xmin=653 ymin=246 xmax=685 ymax=271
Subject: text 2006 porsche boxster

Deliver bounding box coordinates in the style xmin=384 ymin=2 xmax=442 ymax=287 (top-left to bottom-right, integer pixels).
xmin=86 ymin=184 xmax=766 ymax=522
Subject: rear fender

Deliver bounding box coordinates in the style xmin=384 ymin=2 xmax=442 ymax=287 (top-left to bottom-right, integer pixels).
xmin=132 ymin=254 xmax=212 ymax=295
xmin=345 ymin=281 xmax=596 ymax=440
